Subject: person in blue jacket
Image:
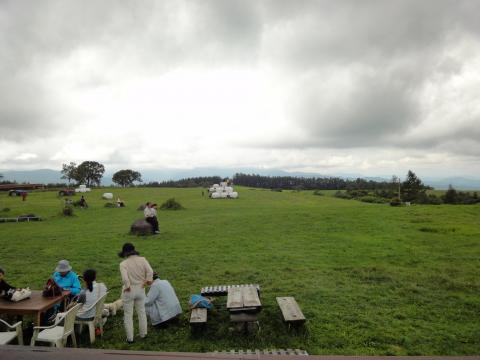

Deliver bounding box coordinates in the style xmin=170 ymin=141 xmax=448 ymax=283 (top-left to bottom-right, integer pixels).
xmin=52 ymin=260 xmax=81 ymax=296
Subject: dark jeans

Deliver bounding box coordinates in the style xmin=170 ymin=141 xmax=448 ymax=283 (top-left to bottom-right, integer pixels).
xmin=146 ymin=216 xmax=159 ymax=232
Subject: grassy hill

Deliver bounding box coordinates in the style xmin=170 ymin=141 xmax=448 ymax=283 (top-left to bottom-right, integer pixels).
xmin=0 ymin=187 xmax=479 ymax=355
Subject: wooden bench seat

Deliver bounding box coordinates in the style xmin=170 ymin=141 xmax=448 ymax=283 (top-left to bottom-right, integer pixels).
xmin=276 ymin=297 xmax=306 ymax=325
xmin=213 ymin=349 xmax=309 ymax=356
xmin=201 ymin=284 xmax=260 ymax=297
xmin=189 ymin=308 xmax=207 ymax=326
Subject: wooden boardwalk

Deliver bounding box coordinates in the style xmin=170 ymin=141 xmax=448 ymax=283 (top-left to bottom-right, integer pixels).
xmin=1 ymin=346 xmax=478 ymax=360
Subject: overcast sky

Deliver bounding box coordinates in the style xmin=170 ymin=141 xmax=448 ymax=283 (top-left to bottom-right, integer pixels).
xmin=1 ymin=0 xmax=479 ymax=178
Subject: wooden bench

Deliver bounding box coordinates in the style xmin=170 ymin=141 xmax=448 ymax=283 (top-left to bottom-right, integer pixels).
xmin=276 ymin=297 xmax=306 ymax=326
xmin=213 ymin=349 xmax=309 ymax=356
xmin=0 ymin=216 xmax=41 ymax=223
xmin=201 ymin=284 xmax=260 ymax=297
xmin=189 ymin=307 xmax=207 ymax=327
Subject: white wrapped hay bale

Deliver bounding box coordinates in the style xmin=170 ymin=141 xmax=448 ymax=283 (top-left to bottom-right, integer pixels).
xmin=102 ymin=193 xmax=113 ymax=200
xmin=229 ymin=192 xmax=238 ymax=199
xmin=211 ymin=192 xmax=221 ymax=199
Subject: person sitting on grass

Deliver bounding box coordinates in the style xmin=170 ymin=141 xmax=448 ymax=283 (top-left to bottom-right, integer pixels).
xmin=144 ymin=202 xmax=160 ymax=234
xmin=145 ymin=272 xmax=182 ymax=328
xmin=79 ymin=196 xmax=88 ymax=208
xmin=52 ymin=260 xmax=81 ymax=296
xmin=76 ymin=269 xmax=108 ymax=320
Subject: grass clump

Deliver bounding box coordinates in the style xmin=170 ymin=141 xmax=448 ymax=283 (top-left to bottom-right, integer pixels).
xmin=62 ymin=204 xmax=74 ymax=216
xmin=160 ymin=198 xmax=184 ymax=210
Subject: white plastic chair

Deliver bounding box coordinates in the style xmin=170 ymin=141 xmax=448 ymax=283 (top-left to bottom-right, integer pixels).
xmin=0 ymin=319 xmax=23 ymax=345
xmin=31 ymin=303 xmax=81 ymax=348
xmin=74 ymin=292 xmax=108 ymax=344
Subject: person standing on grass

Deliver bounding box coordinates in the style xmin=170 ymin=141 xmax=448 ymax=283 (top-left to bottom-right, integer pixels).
xmin=118 ymin=243 xmax=153 ymax=344
xmin=144 ymin=202 xmax=160 ymax=234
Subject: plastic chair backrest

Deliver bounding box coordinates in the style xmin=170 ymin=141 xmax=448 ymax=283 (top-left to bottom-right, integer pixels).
xmin=63 ymin=303 xmax=81 ymax=335
xmin=94 ymin=292 xmax=108 ymax=322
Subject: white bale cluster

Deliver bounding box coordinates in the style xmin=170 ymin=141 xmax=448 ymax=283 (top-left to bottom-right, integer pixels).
xmin=102 ymin=192 xmax=113 ymax=200
xmin=75 ymin=184 xmax=91 ymax=193
xmin=209 ymin=181 xmax=238 ymax=199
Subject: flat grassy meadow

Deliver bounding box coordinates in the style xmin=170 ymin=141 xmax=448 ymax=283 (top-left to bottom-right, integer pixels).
xmin=0 ymin=187 xmax=479 ymax=355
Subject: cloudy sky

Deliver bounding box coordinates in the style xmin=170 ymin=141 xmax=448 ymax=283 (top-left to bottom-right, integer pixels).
xmin=1 ymin=0 xmax=479 ymax=178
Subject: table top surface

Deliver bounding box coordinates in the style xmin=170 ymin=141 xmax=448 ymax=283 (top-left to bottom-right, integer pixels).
xmin=0 ymin=290 xmax=69 ymax=312
xmin=226 ymin=286 xmax=261 ymax=310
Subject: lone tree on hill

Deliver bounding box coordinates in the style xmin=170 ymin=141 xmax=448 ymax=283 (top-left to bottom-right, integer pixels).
xmin=112 ymin=169 xmax=143 ymax=187
xmin=61 ymin=162 xmax=78 ymax=184
xmin=401 ymin=170 xmax=427 ymax=202
xmin=75 ymin=161 xmax=105 ymax=187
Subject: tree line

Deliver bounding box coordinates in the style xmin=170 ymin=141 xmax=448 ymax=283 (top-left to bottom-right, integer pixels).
xmin=61 ymin=161 xmax=142 ymax=187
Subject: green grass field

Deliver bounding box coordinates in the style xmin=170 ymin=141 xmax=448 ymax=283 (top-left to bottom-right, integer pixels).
xmin=0 ymin=187 xmax=479 ymax=355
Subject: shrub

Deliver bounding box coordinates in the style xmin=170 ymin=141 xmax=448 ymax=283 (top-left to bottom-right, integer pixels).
xmin=334 ymin=191 xmax=352 ymax=199
xmin=390 ymin=197 xmax=401 ymax=206
xmin=160 ymin=198 xmax=184 ymax=210
xmin=104 ymin=202 xmax=116 ymax=208
xmin=313 ymin=190 xmax=324 ymax=196
xmin=1 ymin=207 xmax=10 ymax=212
xmin=359 ymin=196 xmax=386 ymax=204
xmin=271 ymin=188 xmax=283 ymax=192
xmin=63 ymin=205 xmax=74 ymax=216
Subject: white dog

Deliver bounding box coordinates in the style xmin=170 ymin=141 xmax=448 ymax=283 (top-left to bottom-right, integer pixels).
xmin=104 ymin=299 xmax=123 ymax=316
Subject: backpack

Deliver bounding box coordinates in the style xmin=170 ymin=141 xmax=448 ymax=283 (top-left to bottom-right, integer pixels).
xmin=42 ymin=278 xmax=62 ymax=297
xmin=189 ymin=294 xmax=213 ymax=310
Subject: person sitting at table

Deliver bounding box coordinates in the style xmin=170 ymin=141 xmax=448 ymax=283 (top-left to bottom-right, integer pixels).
xmin=52 ymin=260 xmax=81 ymax=296
xmin=76 ymin=269 xmax=108 ymax=319
xmin=145 ymin=272 xmax=182 ymax=328
xmin=0 ymin=267 xmax=15 ymax=298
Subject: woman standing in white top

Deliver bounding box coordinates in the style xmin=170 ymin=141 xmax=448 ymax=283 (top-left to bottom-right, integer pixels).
xmin=118 ymin=243 xmax=153 ymax=344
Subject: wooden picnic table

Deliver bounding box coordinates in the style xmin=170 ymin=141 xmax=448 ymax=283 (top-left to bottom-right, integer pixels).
xmin=0 ymin=290 xmax=70 ymax=326
xmin=226 ymin=286 xmax=262 ymax=328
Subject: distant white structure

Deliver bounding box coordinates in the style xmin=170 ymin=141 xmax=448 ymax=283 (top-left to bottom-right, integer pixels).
xmin=75 ymin=184 xmax=91 ymax=193
xmin=209 ymin=181 xmax=238 ymax=199
xmin=102 ymin=192 xmax=113 ymax=200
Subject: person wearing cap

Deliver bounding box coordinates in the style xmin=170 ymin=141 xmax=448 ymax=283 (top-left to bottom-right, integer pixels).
xmin=145 ymin=272 xmax=182 ymax=328
xmin=52 ymin=260 xmax=81 ymax=296
xmin=118 ymin=243 xmax=153 ymax=344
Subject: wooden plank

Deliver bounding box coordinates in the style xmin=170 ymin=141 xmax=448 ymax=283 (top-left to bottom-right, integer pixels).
xmin=190 ymin=308 xmax=207 ymax=323
xmin=229 ymin=312 xmax=258 ymax=323
xmin=276 ymin=297 xmax=306 ymax=323
xmin=242 ymin=286 xmax=261 ymax=308
xmin=227 ymin=287 xmax=243 ymax=308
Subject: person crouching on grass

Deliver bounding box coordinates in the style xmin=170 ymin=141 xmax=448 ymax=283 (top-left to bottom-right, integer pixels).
xmin=145 ymin=272 xmax=182 ymax=328
xmin=118 ymin=243 xmax=153 ymax=344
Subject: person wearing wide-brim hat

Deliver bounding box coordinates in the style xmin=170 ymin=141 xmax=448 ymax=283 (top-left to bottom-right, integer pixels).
xmin=118 ymin=243 xmax=153 ymax=344
xmin=52 ymin=260 xmax=81 ymax=296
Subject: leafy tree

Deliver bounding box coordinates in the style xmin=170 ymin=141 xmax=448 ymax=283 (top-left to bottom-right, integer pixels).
xmin=75 ymin=161 xmax=105 ymax=187
xmin=112 ymin=169 xmax=142 ymax=187
xmin=443 ymin=184 xmax=458 ymax=204
xmin=60 ymin=162 xmax=78 ymax=184
xmin=401 ymin=170 xmax=427 ymax=202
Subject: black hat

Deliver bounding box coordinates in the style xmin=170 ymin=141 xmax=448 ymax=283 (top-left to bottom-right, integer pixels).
xmin=118 ymin=243 xmax=139 ymax=258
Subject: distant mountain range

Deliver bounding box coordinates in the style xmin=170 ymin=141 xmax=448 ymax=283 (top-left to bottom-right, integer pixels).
xmin=1 ymin=168 xmax=479 ymax=190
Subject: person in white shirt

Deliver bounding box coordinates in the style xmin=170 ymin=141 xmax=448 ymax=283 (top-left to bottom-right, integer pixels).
xmin=145 ymin=272 xmax=182 ymax=328
xmin=118 ymin=243 xmax=153 ymax=344
xmin=76 ymin=269 xmax=107 ymax=319
xmin=144 ymin=202 xmax=159 ymax=234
